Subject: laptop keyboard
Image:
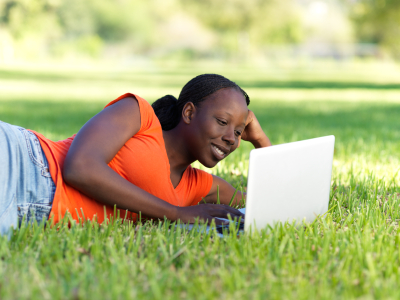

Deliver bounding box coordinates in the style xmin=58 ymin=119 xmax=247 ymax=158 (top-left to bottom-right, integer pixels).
xmin=215 ymin=222 xmax=244 ymax=234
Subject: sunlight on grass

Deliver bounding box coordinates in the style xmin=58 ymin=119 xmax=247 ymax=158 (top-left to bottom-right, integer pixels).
xmin=0 ymin=60 xmax=400 ymax=299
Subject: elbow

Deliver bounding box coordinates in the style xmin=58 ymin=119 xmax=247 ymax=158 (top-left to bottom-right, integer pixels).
xmin=62 ymin=156 xmax=91 ymax=188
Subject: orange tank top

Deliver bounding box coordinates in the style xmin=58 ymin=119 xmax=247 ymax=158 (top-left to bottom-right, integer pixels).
xmin=31 ymin=93 xmax=213 ymax=224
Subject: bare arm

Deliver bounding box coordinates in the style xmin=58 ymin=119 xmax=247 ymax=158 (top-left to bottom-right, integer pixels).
xmin=204 ymin=175 xmax=245 ymax=206
xmin=240 ymin=110 xmax=272 ymax=148
xmin=63 ymin=97 xmax=242 ymax=224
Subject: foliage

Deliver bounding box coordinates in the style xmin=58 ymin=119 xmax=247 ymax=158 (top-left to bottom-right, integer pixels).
xmin=0 ymin=0 xmax=303 ymax=59
xmin=347 ymin=0 xmax=400 ymax=58
xmin=2 ymin=0 xmax=400 ymax=59
xmin=0 ymin=0 xmax=160 ymax=57
xmin=181 ymin=0 xmax=303 ymax=53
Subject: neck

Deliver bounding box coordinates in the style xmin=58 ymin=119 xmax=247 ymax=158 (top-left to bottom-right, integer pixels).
xmin=162 ymin=124 xmax=195 ymax=176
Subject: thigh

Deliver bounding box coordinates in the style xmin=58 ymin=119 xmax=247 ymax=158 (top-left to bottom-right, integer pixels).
xmin=0 ymin=121 xmax=19 ymax=234
xmin=15 ymin=127 xmax=55 ymax=225
xmin=0 ymin=121 xmax=56 ymax=232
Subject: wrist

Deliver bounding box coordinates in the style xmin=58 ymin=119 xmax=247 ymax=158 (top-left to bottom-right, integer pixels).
xmin=170 ymin=205 xmax=181 ymax=221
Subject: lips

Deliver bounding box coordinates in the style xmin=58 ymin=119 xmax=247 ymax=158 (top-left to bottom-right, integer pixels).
xmin=211 ymin=143 xmax=229 ymax=160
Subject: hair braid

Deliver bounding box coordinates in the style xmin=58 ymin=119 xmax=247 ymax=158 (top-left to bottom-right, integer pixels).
xmin=152 ymin=74 xmax=250 ymax=131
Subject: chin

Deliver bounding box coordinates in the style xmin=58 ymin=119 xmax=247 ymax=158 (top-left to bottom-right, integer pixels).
xmin=205 ymin=162 xmax=219 ymax=168
xmin=199 ymin=158 xmax=220 ymax=169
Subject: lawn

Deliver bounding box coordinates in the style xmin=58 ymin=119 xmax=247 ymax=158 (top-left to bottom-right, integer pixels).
xmin=0 ymin=59 xmax=400 ymax=299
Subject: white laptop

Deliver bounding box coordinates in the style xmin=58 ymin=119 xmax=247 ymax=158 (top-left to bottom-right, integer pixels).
xmin=243 ymin=135 xmax=335 ymax=231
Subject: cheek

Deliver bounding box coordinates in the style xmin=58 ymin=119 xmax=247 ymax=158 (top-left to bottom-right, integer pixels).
xmin=191 ymin=123 xmax=213 ymax=150
xmin=199 ymin=120 xmax=220 ymax=139
xmin=231 ymin=141 xmax=239 ymax=152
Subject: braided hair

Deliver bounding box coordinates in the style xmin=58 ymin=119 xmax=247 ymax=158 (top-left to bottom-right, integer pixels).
xmin=152 ymin=74 xmax=250 ymax=131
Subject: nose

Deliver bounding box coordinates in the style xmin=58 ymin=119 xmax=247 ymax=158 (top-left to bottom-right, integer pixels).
xmin=222 ymin=129 xmax=235 ymax=146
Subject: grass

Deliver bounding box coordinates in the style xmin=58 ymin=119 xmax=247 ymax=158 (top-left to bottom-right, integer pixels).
xmin=0 ymin=59 xmax=400 ymax=299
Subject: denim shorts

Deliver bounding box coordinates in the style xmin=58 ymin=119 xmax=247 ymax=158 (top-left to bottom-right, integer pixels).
xmin=0 ymin=121 xmax=56 ymax=236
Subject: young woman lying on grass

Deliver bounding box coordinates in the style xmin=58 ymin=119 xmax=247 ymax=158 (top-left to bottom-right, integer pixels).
xmin=0 ymin=74 xmax=271 ymax=235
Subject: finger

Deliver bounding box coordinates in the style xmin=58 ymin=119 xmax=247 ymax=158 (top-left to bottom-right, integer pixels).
xmin=206 ymin=205 xmax=244 ymax=219
xmin=212 ymin=218 xmax=230 ymax=226
xmin=217 ymin=204 xmax=244 ymax=217
xmin=245 ymin=110 xmax=254 ymax=126
xmin=196 ymin=217 xmax=228 ymax=226
xmin=219 ymin=205 xmax=245 ymax=217
xmin=225 ymin=214 xmax=245 ymax=223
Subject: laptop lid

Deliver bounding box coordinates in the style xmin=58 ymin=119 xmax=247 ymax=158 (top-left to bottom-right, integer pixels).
xmin=244 ymin=135 xmax=335 ymax=231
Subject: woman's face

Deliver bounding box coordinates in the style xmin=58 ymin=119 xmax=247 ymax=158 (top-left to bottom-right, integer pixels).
xmin=184 ymin=88 xmax=249 ymax=168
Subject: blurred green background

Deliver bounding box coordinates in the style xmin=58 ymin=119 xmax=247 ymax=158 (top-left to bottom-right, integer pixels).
xmin=0 ymin=0 xmax=399 ymax=185
xmin=0 ymin=0 xmax=400 ymax=61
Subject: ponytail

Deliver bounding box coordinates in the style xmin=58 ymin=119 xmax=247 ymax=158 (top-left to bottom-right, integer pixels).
xmin=152 ymin=74 xmax=250 ymax=131
xmin=151 ymin=95 xmax=181 ymax=131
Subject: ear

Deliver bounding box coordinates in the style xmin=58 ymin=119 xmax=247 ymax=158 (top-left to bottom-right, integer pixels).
xmin=182 ymin=102 xmax=196 ymax=124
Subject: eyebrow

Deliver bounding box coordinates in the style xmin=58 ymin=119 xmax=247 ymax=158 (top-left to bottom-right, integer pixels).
xmin=223 ymin=111 xmax=246 ymax=127
xmin=224 ymin=111 xmax=233 ymax=117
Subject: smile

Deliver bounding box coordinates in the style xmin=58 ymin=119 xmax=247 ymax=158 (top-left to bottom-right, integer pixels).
xmin=211 ymin=144 xmax=228 ymax=160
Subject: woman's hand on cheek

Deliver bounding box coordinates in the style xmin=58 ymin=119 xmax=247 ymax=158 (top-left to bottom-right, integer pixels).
xmin=240 ymin=110 xmax=272 ymax=148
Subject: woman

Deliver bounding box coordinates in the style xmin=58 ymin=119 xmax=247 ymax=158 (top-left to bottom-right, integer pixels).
xmin=0 ymin=74 xmax=271 ymax=235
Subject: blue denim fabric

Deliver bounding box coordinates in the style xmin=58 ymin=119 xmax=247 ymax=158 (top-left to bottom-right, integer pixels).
xmin=0 ymin=121 xmax=55 ymax=236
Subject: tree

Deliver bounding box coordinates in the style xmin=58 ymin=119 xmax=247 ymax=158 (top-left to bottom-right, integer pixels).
xmin=347 ymin=0 xmax=400 ymax=58
xmin=180 ymin=0 xmax=303 ymax=54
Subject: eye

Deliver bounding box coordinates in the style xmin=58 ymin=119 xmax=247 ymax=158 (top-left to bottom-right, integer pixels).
xmin=235 ymin=130 xmax=242 ymax=137
xmin=217 ymin=119 xmax=227 ymax=126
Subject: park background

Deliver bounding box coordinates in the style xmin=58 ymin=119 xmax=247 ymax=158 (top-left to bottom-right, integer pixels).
xmin=1 ymin=0 xmax=400 ymax=299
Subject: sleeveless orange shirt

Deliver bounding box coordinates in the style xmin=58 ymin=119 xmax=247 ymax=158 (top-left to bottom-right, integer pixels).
xmin=30 ymin=93 xmax=213 ymax=224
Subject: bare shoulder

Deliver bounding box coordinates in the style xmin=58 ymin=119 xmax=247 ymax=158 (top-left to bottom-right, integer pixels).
xmin=104 ymin=96 xmax=140 ymax=115
xmin=65 ymin=96 xmax=142 ymax=168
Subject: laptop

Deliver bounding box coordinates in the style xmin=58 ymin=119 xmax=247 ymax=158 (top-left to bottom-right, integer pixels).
xmin=215 ymin=135 xmax=335 ymax=234
xmin=242 ymin=135 xmax=335 ymax=231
